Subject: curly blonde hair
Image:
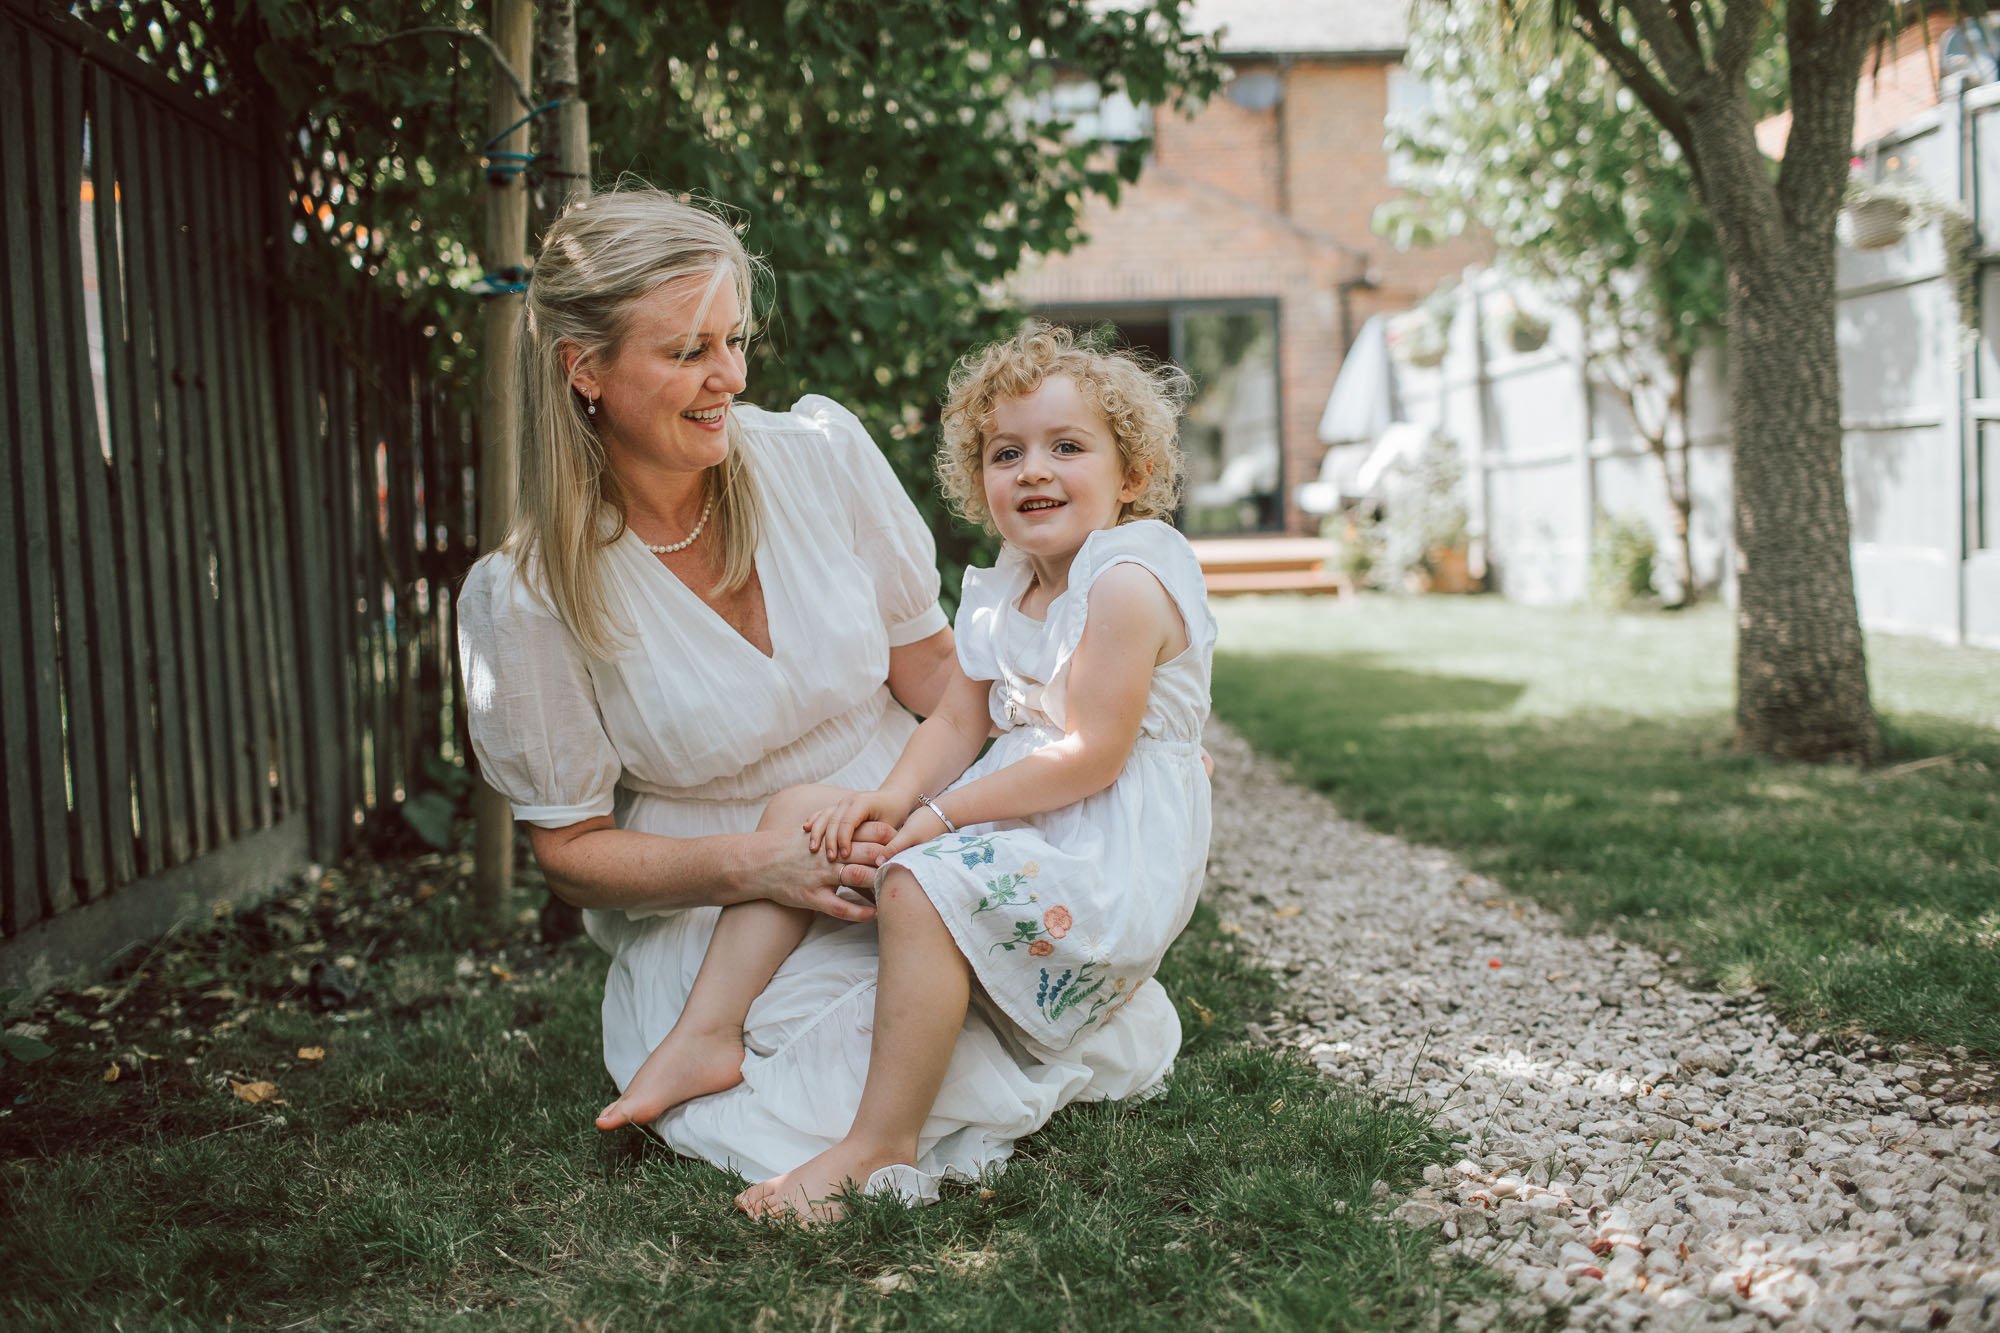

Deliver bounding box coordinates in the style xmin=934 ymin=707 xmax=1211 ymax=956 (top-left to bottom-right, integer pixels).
xmin=937 ymin=321 xmax=1190 ymax=533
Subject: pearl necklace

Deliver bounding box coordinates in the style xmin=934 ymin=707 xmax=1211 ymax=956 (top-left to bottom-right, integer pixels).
xmin=639 ymin=494 xmax=715 ymax=554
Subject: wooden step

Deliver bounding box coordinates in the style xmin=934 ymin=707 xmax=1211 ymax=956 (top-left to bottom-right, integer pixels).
xmin=1201 ymin=568 xmax=1350 ymax=597
xmin=1189 ymin=535 xmax=1336 ymax=577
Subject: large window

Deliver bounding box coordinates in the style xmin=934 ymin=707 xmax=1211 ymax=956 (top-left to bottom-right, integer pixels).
xmin=1035 ymin=302 xmax=1284 ymax=534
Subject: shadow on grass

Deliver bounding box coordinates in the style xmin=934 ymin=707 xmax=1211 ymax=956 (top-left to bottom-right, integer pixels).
xmin=0 ymin=885 xmax=1524 ymax=1329
xmin=1215 ymin=650 xmax=2000 ymax=1055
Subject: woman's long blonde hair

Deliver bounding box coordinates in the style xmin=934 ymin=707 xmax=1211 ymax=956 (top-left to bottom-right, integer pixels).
xmin=510 ymin=189 xmax=764 ymax=660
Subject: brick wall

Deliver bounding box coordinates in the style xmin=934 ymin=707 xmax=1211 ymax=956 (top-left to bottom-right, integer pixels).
xmin=1017 ymin=56 xmax=1489 ymax=532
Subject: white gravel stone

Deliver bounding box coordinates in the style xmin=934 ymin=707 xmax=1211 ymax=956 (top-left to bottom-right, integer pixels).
xmin=1201 ymin=719 xmax=2000 ymax=1332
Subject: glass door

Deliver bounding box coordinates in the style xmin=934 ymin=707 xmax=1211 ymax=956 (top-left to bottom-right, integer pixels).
xmin=1173 ymin=303 xmax=1283 ymax=534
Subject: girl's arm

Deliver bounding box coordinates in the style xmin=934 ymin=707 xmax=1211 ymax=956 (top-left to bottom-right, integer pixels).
xmin=882 ymin=564 xmax=1183 ymax=855
xmin=810 ymin=661 xmax=994 ymax=857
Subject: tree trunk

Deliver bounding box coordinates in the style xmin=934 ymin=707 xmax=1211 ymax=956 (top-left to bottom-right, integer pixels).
xmin=1662 ymin=351 xmax=1696 ymax=606
xmin=1721 ymin=236 xmax=1878 ymax=761
xmin=532 ymin=0 xmax=590 ymax=946
xmin=1668 ymin=37 xmax=1880 ymax=765
xmin=541 ymin=0 xmax=590 ymax=214
xmin=472 ymin=0 xmax=535 ymax=923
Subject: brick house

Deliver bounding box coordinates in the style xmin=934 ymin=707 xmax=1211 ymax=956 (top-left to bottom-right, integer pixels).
xmin=1014 ymin=0 xmax=1485 ymax=534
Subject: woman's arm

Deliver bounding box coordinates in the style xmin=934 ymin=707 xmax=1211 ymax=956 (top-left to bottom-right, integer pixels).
xmin=886 ymin=626 xmax=958 ymax=718
xmin=886 ymin=564 xmax=1180 ymax=851
xmin=529 ymin=819 xmax=883 ymax=922
xmin=809 ymin=662 xmax=994 ymax=856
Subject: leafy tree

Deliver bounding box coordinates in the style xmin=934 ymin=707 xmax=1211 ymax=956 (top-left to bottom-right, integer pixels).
xmin=573 ymin=0 xmax=1219 ymax=582
xmin=1429 ymin=0 xmax=1967 ymax=763
xmin=138 ymin=0 xmax=1218 ymax=591
xmin=1378 ymin=1 xmax=1747 ymax=605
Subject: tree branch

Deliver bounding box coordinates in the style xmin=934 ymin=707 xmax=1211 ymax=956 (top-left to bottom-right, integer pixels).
xmin=1568 ymin=0 xmax=1700 ymax=167
xmin=1667 ymin=0 xmax=1707 ymax=63
xmin=1777 ymin=0 xmax=1887 ymax=223
xmin=1602 ymin=0 xmax=1709 ymax=84
xmin=1712 ymin=0 xmax=1765 ymax=81
xmin=1826 ymin=0 xmax=1893 ymax=55
xmin=359 ymin=26 xmax=536 ymax=113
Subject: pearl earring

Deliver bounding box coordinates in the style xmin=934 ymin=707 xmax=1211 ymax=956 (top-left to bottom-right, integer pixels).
xmin=586 ymin=394 xmax=597 ymax=417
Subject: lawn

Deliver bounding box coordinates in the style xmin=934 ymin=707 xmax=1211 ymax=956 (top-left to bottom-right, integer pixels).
xmin=1211 ymin=595 xmax=2000 ymax=1054
xmin=0 ymin=852 xmax=1520 ymax=1329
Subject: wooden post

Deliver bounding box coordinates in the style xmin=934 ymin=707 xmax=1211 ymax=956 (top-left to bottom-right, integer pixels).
xmin=471 ymin=0 xmax=533 ymax=926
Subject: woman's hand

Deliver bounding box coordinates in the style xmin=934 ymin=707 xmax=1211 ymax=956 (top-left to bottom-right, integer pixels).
xmin=735 ymin=826 xmax=887 ymax=923
xmin=880 ymin=804 xmax=950 ymax=859
xmin=805 ymin=789 xmax=913 ymax=861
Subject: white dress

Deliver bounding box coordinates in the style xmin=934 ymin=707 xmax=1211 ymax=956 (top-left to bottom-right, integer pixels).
xmin=886 ymin=522 xmax=1216 ymax=1050
xmin=457 ymin=396 xmax=1180 ymax=1202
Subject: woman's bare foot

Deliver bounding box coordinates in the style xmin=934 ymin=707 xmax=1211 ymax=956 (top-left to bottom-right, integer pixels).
xmin=595 ymin=1025 xmax=746 ymax=1131
xmin=733 ymin=1137 xmax=914 ymax=1224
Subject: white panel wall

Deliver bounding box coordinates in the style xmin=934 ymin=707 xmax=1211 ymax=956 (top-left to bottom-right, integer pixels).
xmin=1388 ymin=83 xmax=1996 ymax=644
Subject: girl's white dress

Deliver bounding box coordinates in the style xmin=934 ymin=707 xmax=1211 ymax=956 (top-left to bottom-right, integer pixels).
xmin=457 ymin=397 xmax=1181 ymax=1203
xmin=886 ymin=521 xmax=1216 ymax=1051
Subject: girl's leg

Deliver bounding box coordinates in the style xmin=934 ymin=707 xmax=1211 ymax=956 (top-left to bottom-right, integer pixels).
xmin=595 ymin=785 xmax=843 ymax=1131
xmin=734 ymin=865 xmax=971 ymax=1220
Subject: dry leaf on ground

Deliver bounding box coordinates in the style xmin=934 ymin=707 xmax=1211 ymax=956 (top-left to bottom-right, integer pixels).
xmin=230 ymin=1079 xmax=283 ymax=1105
xmin=296 ymin=1046 xmax=325 ymax=1062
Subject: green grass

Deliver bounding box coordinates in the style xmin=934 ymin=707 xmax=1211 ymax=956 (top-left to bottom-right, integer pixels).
xmin=1212 ymin=595 xmax=2000 ymax=1054
xmin=0 ymin=860 xmax=1521 ymax=1328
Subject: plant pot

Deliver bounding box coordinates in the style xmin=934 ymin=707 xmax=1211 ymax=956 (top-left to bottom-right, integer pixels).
xmin=1420 ymin=545 xmax=1476 ymax=594
xmin=1843 ymin=196 xmax=1912 ymax=251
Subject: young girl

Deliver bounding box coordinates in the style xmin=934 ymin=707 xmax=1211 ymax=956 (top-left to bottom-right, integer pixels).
xmin=597 ymin=322 xmax=1216 ymax=1221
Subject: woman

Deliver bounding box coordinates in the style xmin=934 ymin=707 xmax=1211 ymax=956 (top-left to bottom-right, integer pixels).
xmin=456 ymin=190 xmax=1180 ymax=1203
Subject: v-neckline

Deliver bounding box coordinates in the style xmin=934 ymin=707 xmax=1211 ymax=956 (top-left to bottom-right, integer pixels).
xmin=636 ymin=532 xmax=779 ymax=661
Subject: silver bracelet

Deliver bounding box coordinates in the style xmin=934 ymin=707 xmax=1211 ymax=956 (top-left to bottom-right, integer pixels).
xmin=915 ymin=794 xmax=957 ymax=833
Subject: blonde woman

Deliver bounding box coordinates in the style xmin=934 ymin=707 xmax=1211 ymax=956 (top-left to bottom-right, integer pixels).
xmin=457 ymin=191 xmax=1179 ymax=1204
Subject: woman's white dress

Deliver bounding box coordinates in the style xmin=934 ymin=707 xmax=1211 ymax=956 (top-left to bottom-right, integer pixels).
xmin=886 ymin=522 xmax=1215 ymax=1051
xmin=457 ymin=396 xmax=1181 ymax=1201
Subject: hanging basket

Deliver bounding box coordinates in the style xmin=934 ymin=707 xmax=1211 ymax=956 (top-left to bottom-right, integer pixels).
xmin=1843 ymin=196 xmax=1912 ymax=250
xmin=1508 ymin=316 xmax=1551 ymax=354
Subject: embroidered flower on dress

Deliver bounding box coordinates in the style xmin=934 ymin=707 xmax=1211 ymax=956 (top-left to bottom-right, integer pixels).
xmin=1042 ymin=905 xmax=1072 ymax=938
xmin=1028 ymin=939 xmax=1054 ymax=957
xmin=1023 ymin=861 xmax=1039 ymax=878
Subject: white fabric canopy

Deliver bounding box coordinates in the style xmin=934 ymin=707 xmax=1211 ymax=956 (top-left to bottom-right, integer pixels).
xmin=1317 ymin=313 xmax=1399 ymax=446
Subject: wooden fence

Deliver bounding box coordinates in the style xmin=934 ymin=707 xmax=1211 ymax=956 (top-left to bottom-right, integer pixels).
xmin=1 ymin=0 xmax=480 ymax=992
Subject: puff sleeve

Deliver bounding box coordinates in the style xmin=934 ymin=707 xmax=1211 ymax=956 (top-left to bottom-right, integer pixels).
xmin=792 ymin=394 xmax=948 ymax=647
xmin=456 ymin=551 xmax=623 ymax=828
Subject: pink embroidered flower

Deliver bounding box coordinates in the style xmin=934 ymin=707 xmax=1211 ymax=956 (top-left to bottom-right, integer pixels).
xmin=1022 ymin=861 xmax=1040 ymax=879
xmin=1028 ymin=939 xmax=1055 ymax=957
xmin=1042 ymin=905 xmax=1073 ymax=938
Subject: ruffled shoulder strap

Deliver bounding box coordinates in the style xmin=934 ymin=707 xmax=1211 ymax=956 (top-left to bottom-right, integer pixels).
xmin=1044 ymin=521 xmax=1216 ymax=722
xmin=953 ymin=546 xmax=1031 ymax=683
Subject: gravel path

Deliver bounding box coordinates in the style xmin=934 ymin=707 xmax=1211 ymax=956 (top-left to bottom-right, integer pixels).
xmin=1202 ymin=719 xmax=1999 ymax=1331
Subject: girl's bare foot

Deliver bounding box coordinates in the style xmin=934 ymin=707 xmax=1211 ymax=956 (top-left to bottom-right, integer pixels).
xmin=733 ymin=1137 xmax=914 ymax=1224
xmin=595 ymin=1026 xmax=745 ymax=1131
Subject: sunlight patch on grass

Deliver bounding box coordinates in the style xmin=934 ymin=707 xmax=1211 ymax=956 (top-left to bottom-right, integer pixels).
xmin=1212 ymin=596 xmax=2000 ymax=1054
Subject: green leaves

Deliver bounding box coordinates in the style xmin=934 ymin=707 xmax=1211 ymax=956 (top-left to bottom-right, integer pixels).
xmin=1383 ymin=1 xmax=1727 ymax=363
xmin=574 ymin=0 xmax=1217 ymax=562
